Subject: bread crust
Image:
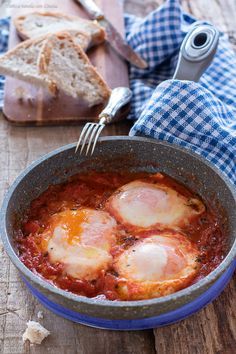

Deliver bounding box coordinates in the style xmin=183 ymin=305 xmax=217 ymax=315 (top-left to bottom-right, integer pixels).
xmin=13 ymin=11 xmax=105 ymax=46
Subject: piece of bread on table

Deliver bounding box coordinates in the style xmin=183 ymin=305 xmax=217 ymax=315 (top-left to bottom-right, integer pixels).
xmin=22 ymin=321 xmax=50 ymax=345
xmin=14 ymin=12 xmax=105 ymax=48
xmin=38 ymin=32 xmax=111 ymax=106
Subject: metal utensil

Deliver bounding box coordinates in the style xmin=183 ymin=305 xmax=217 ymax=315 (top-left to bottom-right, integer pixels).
xmin=75 ymin=0 xmax=147 ymax=69
xmin=173 ymin=22 xmax=219 ymax=81
xmin=75 ymin=87 xmax=132 ymax=155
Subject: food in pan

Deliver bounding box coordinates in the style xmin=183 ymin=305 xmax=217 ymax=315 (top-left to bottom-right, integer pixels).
xmin=40 ymin=209 xmax=117 ymax=280
xmin=16 ymin=172 xmax=226 ymax=301
xmin=107 ymin=180 xmax=205 ymax=230
xmin=114 ymin=232 xmax=199 ymax=300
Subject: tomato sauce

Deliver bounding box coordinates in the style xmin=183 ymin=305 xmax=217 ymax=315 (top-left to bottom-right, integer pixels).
xmin=15 ymin=171 xmax=227 ymax=300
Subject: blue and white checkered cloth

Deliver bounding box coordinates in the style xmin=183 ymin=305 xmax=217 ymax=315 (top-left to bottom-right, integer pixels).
xmin=125 ymin=0 xmax=236 ymax=185
xmin=0 ymin=0 xmax=235 ymax=184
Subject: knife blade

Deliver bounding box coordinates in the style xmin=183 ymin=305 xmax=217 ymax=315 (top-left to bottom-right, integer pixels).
xmin=75 ymin=0 xmax=148 ymax=69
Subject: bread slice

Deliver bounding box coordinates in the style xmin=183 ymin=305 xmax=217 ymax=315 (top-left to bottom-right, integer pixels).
xmin=0 ymin=36 xmax=57 ymax=94
xmin=0 ymin=31 xmax=92 ymax=96
xmin=14 ymin=12 xmax=105 ymax=48
xmin=38 ymin=32 xmax=111 ymax=106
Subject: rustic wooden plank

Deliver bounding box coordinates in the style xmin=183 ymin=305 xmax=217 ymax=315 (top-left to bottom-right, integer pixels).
xmin=153 ymin=276 xmax=236 ymax=354
xmin=74 ymin=326 xmax=156 ymax=354
xmin=0 ymin=0 xmax=235 ymax=353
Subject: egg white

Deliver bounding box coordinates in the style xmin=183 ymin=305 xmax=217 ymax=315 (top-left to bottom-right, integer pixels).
xmin=114 ymin=232 xmax=199 ymax=300
xmin=41 ymin=208 xmax=117 ymax=280
xmin=107 ymin=180 xmax=205 ymax=230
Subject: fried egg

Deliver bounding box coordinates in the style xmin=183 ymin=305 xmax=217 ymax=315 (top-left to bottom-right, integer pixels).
xmin=114 ymin=232 xmax=199 ymax=300
xmin=107 ymin=180 xmax=205 ymax=230
xmin=41 ymin=208 xmax=117 ymax=280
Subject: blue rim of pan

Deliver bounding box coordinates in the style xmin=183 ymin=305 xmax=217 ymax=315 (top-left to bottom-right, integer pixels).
xmin=23 ymin=259 xmax=235 ymax=331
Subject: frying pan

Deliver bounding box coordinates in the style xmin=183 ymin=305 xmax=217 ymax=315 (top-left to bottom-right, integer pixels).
xmin=1 ymin=137 xmax=236 ymax=330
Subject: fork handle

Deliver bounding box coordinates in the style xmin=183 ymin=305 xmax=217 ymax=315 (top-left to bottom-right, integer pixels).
xmin=99 ymin=87 xmax=133 ymax=124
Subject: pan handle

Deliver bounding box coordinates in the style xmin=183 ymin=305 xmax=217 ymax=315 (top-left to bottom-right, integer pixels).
xmin=173 ymin=22 xmax=220 ymax=82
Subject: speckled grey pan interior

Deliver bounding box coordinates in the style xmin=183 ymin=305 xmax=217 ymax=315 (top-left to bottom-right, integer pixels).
xmin=1 ymin=136 xmax=236 ymax=320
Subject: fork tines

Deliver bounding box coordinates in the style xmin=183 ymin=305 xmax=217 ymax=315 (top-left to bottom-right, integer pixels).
xmin=75 ymin=122 xmax=105 ymax=156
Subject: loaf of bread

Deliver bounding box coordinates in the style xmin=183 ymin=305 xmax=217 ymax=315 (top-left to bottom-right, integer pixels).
xmin=14 ymin=12 xmax=105 ymax=48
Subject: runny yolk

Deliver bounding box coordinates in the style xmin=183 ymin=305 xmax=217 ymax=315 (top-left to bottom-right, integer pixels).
xmin=43 ymin=209 xmax=90 ymax=247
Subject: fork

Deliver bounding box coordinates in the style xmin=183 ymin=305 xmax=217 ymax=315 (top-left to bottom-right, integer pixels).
xmin=75 ymin=87 xmax=132 ymax=155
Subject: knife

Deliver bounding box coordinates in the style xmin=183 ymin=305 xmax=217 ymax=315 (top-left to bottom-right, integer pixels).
xmin=75 ymin=0 xmax=148 ymax=69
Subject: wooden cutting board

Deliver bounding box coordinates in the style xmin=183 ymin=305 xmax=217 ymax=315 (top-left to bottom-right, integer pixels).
xmin=3 ymin=0 xmax=129 ymax=125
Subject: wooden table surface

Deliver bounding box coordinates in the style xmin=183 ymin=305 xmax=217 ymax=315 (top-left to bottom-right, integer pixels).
xmin=0 ymin=1 xmax=235 ymax=353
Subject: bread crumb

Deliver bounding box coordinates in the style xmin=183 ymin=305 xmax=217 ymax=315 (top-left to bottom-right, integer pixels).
xmin=15 ymin=87 xmax=26 ymax=101
xmin=37 ymin=311 xmax=44 ymax=319
xmin=23 ymin=321 xmax=50 ymax=344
